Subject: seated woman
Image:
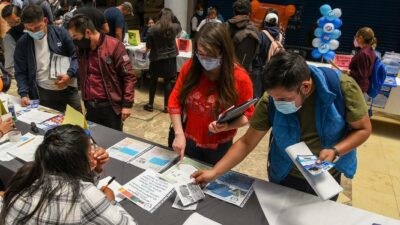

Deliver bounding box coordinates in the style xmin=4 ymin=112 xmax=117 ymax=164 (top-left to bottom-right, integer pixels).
xmin=168 ymin=22 xmax=254 ymax=165
xmin=0 ymin=125 xmax=137 ymax=225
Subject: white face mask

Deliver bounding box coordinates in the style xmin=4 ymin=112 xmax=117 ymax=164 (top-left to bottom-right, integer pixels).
xmin=196 ymin=53 xmax=221 ymax=71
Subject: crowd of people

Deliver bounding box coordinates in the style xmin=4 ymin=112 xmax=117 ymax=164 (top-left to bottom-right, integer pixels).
xmin=0 ymin=0 xmax=379 ymax=223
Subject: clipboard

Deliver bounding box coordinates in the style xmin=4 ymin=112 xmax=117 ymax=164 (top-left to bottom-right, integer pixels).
xmin=217 ymin=98 xmax=258 ymax=123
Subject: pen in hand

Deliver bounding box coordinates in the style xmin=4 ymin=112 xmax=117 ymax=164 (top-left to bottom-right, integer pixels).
xmin=105 ymin=176 xmax=116 ymax=188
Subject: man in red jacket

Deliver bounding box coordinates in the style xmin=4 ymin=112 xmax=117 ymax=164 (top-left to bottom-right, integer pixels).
xmin=67 ymin=15 xmax=136 ymax=131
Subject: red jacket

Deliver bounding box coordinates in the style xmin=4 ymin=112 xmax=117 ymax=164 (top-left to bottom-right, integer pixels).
xmin=77 ymin=34 xmax=136 ymax=114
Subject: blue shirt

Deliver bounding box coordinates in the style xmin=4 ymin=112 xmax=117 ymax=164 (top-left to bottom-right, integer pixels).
xmin=104 ymin=7 xmax=125 ymax=40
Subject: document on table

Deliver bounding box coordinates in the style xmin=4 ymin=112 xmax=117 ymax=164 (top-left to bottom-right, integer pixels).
xmin=204 ymin=171 xmax=254 ymax=208
xmin=119 ymin=170 xmax=174 ymax=213
xmin=107 ymin=137 xmax=153 ymax=163
xmin=1 ymin=133 xmax=43 ymax=162
xmin=17 ymin=108 xmax=58 ymax=124
xmin=285 ymin=142 xmax=343 ymax=200
xmin=172 ymin=195 xmax=197 ymax=211
xmin=175 ymin=182 xmax=205 ymax=206
xmin=161 ymin=157 xmax=210 ymax=184
xmin=97 ymin=176 xmax=125 ymax=202
xmin=183 ymin=212 xmax=221 ymax=225
xmin=130 ymin=146 xmax=178 ymax=172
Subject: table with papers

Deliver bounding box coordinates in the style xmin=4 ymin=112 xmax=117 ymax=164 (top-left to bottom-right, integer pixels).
xmin=0 ymin=97 xmax=399 ymax=225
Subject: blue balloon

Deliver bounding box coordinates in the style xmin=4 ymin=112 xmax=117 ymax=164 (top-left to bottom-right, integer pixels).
xmin=320 ymin=4 xmax=332 ymax=16
xmin=331 ymin=29 xmax=342 ymax=39
xmin=323 ymin=51 xmax=336 ymax=61
xmin=318 ymin=17 xmax=327 ymax=28
xmin=321 ymin=33 xmax=331 ymax=43
xmin=326 ymin=10 xmax=337 ymax=21
xmin=332 ymin=18 xmax=342 ymax=29
xmin=312 ymin=48 xmax=322 ymax=59
xmin=318 ymin=44 xmax=330 ymax=54
xmin=314 ymin=28 xmax=324 ymax=37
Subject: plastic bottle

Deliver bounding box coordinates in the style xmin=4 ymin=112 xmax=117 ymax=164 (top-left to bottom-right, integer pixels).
xmin=7 ymin=99 xmax=17 ymax=121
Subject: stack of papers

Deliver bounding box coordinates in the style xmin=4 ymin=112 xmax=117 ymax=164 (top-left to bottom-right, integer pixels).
xmin=17 ymin=107 xmax=59 ymax=124
xmin=107 ymin=137 xmax=153 ymax=162
xmin=296 ymin=155 xmax=335 ymax=176
xmin=131 ymin=146 xmax=178 ymax=172
xmin=204 ymin=171 xmax=254 ymax=208
xmin=174 ymin=182 xmax=205 ymax=207
xmin=161 ymin=157 xmax=210 ymax=184
xmin=0 ymin=133 xmax=43 ymax=162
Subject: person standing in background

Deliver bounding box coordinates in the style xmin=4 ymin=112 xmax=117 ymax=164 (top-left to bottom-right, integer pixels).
xmin=140 ymin=16 xmax=154 ymax=42
xmin=74 ymin=0 xmax=109 ymax=33
xmin=196 ymin=6 xmax=221 ymax=31
xmin=190 ymin=4 xmax=204 ymax=38
xmin=104 ymin=1 xmax=133 ymax=41
xmin=0 ymin=0 xmax=11 ymax=65
xmin=23 ymin=0 xmax=54 ymax=24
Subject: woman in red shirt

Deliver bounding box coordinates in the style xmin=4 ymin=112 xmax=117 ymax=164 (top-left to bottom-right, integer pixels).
xmin=347 ymin=27 xmax=377 ymax=92
xmin=168 ymin=22 xmax=254 ymax=165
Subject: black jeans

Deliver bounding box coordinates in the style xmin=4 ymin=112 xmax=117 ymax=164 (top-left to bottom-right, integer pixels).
xmin=185 ymin=138 xmax=232 ymax=165
xmin=85 ymin=101 xmax=122 ymax=131
xmin=148 ymin=75 xmax=174 ymax=107
xmin=38 ymin=86 xmax=82 ymax=113
xmin=250 ymin=66 xmax=264 ymax=98
xmin=278 ymin=172 xmax=342 ymax=201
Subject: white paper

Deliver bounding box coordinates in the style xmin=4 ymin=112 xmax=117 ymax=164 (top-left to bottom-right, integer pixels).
xmin=285 ymin=142 xmax=343 ymax=200
xmin=107 ymin=137 xmax=153 ymax=162
xmin=97 ymin=176 xmax=125 ymax=202
xmin=204 ymin=171 xmax=254 ymax=208
xmin=130 ymin=146 xmax=178 ymax=172
xmin=172 ymin=195 xmax=197 ymax=211
xmin=175 ymin=182 xmax=205 ymax=206
xmin=253 ymin=180 xmax=400 ymax=225
xmin=183 ymin=213 xmax=221 ymax=225
xmin=161 ymin=157 xmax=210 ymax=184
xmin=49 ymin=53 xmax=71 ymax=79
xmin=1 ymin=133 xmax=42 ymax=162
xmin=119 ymin=170 xmax=174 ymax=213
xmin=17 ymin=108 xmax=58 ymax=124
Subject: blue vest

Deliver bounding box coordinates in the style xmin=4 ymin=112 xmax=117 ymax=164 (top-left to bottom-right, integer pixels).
xmin=268 ymin=66 xmax=357 ymax=183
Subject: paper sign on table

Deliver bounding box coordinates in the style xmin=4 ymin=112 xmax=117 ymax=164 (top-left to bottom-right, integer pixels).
xmin=172 ymin=195 xmax=197 ymax=211
xmin=183 ymin=213 xmax=221 ymax=225
xmin=119 ymin=170 xmax=174 ymax=213
xmin=107 ymin=137 xmax=153 ymax=162
xmin=128 ymin=30 xmax=140 ymax=46
xmin=161 ymin=157 xmax=210 ymax=184
xmin=130 ymin=146 xmax=178 ymax=172
xmin=63 ymin=105 xmax=88 ymax=129
xmin=97 ymin=176 xmax=125 ymax=202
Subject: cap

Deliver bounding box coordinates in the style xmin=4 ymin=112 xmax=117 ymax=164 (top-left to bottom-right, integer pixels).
xmin=121 ymin=1 xmax=134 ymax=16
xmin=265 ymin=13 xmax=279 ymax=24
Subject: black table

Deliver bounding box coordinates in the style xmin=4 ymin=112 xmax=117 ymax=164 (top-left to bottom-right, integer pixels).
xmin=0 ymin=121 xmax=268 ymax=225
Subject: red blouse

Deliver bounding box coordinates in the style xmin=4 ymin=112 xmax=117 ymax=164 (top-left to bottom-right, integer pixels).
xmin=168 ymin=60 xmax=254 ymax=150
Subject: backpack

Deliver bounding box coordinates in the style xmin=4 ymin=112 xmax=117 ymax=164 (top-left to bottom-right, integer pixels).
xmin=366 ymin=56 xmax=387 ymax=116
xmin=262 ymin=30 xmax=284 ymax=63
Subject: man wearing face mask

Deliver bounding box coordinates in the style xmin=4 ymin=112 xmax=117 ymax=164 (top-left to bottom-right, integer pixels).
xmin=14 ymin=5 xmax=81 ymax=112
xmin=193 ymin=52 xmax=372 ymax=200
xmin=67 ymin=15 xmax=136 ymax=131
xmin=2 ymin=5 xmax=24 ymax=76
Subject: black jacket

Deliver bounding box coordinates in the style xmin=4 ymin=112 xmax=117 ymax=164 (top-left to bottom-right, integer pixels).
xmin=146 ymin=22 xmax=182 ymax=62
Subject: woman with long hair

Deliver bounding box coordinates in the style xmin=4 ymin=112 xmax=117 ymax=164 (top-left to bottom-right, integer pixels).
xmin=143 ymin=8 xmax=181 ymax=113
xmin=0 ymin=125 xmax=137 ymax=225
xmin=168 ymin=22 xmax=254 ymax=165
xmin=346 ymin=27 xmax=378 ymax=92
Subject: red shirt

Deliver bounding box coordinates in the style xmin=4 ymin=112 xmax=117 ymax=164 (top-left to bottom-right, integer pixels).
xmin=84 ymin=49 xmax=107 ymax=101
xmin=349 ymin=47 xmax=376 ymax=92
xmin=168 ymin=60 xmax=254 ymax=150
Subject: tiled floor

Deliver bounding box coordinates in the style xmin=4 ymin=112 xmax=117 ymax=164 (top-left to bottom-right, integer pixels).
xmin=6 ymin=78 xmax=400 ymax=220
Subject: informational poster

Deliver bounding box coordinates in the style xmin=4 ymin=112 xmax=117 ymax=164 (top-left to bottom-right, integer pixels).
xmin=119 ymin=170 xmax=174 ymax=213
xmin=130 ymin=146 xmax=178 ymax=172
xmin=204 ymin=171 xmax=254 ymax=208
xmin=161 ymin=157 xmax=210 ymax=184
xmin=107 ymin=137 xmax=153 ymax=162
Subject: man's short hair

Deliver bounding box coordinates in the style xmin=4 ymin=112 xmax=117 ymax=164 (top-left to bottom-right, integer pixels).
xmin=262 ymin=52 xmax=310 ymax=91
xmin=21 ymin=5 xmax=44 ymax=24
xmin=233 ymin=0 xmax=251 ymax=16
xmin=1 ymin=5 xmax=22 ymax=19
xmin=67 ymin=14 xmax=97 ymax=33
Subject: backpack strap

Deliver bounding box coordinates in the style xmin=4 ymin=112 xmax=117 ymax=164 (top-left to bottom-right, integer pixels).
xmin=262 ymin=30 xmax=275 ymax=43
xmin=318 ymin=67 xmax=345 ymax=119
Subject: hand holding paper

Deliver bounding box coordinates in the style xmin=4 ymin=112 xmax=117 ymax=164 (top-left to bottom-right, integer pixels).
xmin=55 ymin=74 xmax=70 ymax=89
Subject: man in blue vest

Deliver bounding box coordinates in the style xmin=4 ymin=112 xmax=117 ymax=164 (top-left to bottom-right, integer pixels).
xmin=193 ymin=51 xmax=372 ymax=200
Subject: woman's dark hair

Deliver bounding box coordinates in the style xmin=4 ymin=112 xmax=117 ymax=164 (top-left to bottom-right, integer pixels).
xmin=1 ymin=5 xmax=22 ymax=19
xmin=21 ymin=5 xmax=43 ymax=23
xmin=233 ymin=0 xmax=251 ymax=16
xmin=145 ymin=16 xmax=155 ymax=24
xmin=356 ymin=27 xmax=377 ymax=49
xmin=0 ymin=125 xmax=93 ymax=224
xmin=157 ymin=8 xmax=175 ymax=39
xmin=67 ymin=14 xmax=97 ymax=33
xmin=195 ymin=4 xmax=203 ymax=11
xmin=263 ymin=51 xmax=310 ymax=91
xmin=178 ymin=22 xmax=238 ymax=115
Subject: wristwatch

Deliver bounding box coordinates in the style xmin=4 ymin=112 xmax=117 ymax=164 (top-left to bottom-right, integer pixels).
xmin=329 ymin=147 xmax=340 ymax=162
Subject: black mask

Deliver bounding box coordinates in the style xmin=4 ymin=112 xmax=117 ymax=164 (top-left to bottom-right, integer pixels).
xmin=73 ymin=37 xmax=91 ymax=49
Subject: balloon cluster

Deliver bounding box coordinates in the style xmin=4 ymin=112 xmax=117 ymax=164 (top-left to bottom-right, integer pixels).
xmin=311 ymin=4 xmax=342 ymax=61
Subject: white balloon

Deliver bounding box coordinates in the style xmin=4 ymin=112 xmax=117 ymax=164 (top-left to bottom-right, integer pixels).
xmin=333 ymin=8 xmax=342 ymax=18
xmin=323 ymin=23 xmax=335 ymax=33
xmin=329 ymin=39 xmax=340 ymax=50
xmin=312 ymin=38 xmax=322 ymax=48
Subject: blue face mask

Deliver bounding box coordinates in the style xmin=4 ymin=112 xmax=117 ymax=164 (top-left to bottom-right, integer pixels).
xmin=196 ymin=53 xmax=221 ymax=71
xmin=273 ymin=100 xmax=301 ymax=114
xmin=27 ymin=30 xmax=45 ymax=40
xmin=197 ymin=11 xmax=204 ymax=16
